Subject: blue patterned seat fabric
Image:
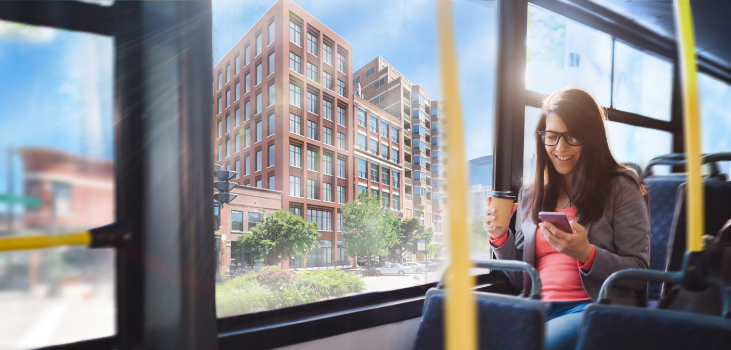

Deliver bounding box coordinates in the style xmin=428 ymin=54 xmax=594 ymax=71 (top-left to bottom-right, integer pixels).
xmin=413 ymin=292 xmax=544 ymax=350
xmin=575 ymin=304 xmax=731 ymax=350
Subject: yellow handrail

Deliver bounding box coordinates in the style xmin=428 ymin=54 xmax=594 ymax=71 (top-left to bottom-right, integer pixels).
xmin=438 ymin=2 xmax=476 ymax=350
xmin=0 ymin=231 xmax=92 ymax=252
xmin=674 ymin=0 xmax=704 ymax=252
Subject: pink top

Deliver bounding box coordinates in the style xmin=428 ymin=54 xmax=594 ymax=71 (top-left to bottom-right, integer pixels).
xmin=490 ymin=206 xmax=597 ymax=302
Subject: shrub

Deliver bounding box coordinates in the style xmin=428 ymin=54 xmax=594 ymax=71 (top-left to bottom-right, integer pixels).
xmin=256 ymin=266 xmax=297 ymax=290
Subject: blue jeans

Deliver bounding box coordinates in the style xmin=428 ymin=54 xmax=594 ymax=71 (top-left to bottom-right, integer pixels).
xmin=545 ymin=300 xmax=591 ymax=350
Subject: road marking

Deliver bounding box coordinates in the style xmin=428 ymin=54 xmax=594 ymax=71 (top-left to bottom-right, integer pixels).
xmin=16 ymin=303 xmax=68 ymax=349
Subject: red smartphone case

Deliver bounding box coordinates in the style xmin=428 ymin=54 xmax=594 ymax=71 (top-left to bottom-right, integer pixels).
xmin=538 ymin=212 xmax=573 ymax=233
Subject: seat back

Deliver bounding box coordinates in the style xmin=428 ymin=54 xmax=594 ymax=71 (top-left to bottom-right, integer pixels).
xmin=415 ymin=291 xmax=544 ymax=350
xmin=575 ymin=304 xmax=731 ymax=350
xmin=621 ymin=162 xmax=650 ymax=305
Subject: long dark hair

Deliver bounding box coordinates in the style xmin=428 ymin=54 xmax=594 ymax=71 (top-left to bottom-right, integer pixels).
xmin=529 ymin=87 xmax=642 ymax=225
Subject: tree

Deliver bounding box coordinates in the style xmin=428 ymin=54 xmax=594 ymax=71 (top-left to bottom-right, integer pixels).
xmin=470 ymin=216 xmax=492 ymax=259
xmin=394 ymin=218 xmax=434 ymax=262
xmin=238 ymin=210 xmax=319 ymax=265
xmin=426 ymin=243 xmax=438 ymax=258
xmin=341 ymin=191 xmax=399 ymax=267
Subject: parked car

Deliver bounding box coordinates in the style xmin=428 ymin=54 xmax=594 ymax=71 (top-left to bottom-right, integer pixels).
xmin=374 ymin=264 xmax=410 ymax=276
xmin=401 ymin=262 xmax=428 ymax=274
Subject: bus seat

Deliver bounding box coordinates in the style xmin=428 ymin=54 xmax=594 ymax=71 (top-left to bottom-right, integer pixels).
xmin=415 ymin=291 xmax=544 ymax=350
xmin=575 ymin=304 xmax=731 ymax=350
xmin=621 ymin=162 xmax=650 ymax=306
xmin=663 ymin=182 xmax=731 ymax=295
xmin=414 ymin=260 xmax=544 ymax=350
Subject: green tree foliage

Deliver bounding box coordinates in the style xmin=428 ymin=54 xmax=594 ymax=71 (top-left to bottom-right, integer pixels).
xmin=470 ymin=216 xmax=493 ymax=259
xmin=427 ymin=243 xmax=438 ymax=257
xmin=341 ymin=192 xmax=399 ymax=267
xmin=394 ymin=217 xmax=434 ymax=262
xmin=238 ymin=210 xmax=319 ymax=265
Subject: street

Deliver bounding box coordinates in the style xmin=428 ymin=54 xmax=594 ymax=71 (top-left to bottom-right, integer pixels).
xmin=361 ymin=272 xmax=440 ymax=293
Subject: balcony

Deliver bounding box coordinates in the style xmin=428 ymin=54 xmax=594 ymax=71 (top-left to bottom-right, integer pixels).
xmin=405 ymin=177 xmax=413 ymax=185
xmin=404 ymin=145 xmax=412 ymax=154
xmin=406 ymin=194 xmax=413 ymax=201
xmin=404 ymin=129 xmax=412 ymax=138
xmin=405 ymin=162 xmax=412 ymax=170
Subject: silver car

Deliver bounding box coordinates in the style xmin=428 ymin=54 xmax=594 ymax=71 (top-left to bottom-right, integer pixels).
xmin=400 ymin=262 xmax=427 ymax=274
xmin=375 ymin=264 xmax=409 ymax=276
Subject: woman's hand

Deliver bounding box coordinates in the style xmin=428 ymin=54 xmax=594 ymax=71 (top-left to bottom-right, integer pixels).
xmin=483 ymin=197 xmax=519 ymax=239
xmin=540 ymin=221 xmax=593 ymax=262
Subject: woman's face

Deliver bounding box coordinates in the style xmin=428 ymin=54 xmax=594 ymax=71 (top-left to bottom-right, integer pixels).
xmin=544 ymin=112 xmax=583 ymax=176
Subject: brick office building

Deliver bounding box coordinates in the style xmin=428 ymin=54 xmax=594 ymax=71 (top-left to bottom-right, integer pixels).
xmin=212 ymin=0 xmax=353 ymax=268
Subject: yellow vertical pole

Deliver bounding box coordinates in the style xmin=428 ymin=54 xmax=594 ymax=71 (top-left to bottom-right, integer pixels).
xmin=437 ymin=1 xmax=476 ymax=350
xmin=673 ymin=0 xmax=704 ymax=252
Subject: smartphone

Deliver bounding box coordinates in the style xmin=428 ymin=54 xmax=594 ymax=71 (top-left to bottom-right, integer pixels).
xmin=538 ymin=212 xmax=573 ymax=233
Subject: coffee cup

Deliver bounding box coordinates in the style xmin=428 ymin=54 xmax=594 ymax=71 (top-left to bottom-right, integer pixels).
xmin=488 ymin=191 xmax=516 ymax=227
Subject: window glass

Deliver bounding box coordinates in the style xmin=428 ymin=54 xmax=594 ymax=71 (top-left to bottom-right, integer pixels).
xmin=0 ymin=23 xmax=115 ymax=347
xmin=699 ymin=73 xmax=731 ymax=175
xmin=612 ymin=41 xmax=673 ymax=121
xmin=526 ymin=4 xmax=612 ymax=106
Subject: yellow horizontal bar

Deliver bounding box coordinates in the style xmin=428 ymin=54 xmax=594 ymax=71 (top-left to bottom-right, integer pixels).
xmin=0 ymin=231 xmax=91 ymax=253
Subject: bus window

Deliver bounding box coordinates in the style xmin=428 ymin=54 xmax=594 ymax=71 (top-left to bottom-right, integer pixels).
xmin=0 ymin=21 xmax=115 ymax=348
xmin=526 ymin=4 xmax=613 ymax=107
xmin=700 ymin=72 xmax=731 ymax=175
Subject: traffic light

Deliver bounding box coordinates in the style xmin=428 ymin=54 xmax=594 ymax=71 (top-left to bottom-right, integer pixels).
xmin=214 ymin=170 xmax=238 ymax=204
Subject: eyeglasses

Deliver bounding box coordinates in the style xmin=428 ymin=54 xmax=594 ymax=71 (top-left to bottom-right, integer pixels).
xmin=538 ymin=131 xmax=583 ymax=146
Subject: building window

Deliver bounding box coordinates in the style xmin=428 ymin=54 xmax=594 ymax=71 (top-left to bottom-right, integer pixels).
xmin=374 ymin=76 xmax=386 ymax=90
xmin=381 ymin=144 xmax=389 ymax=160
xmin=357 ymin=134 xmax=366 ymax=150
xmin=289 ymin=176 xmax=301 ymax=197
xmin=268 ymin=144 xmax=275 ymax=167
xmin=290 ymin=206 xmax=302 ymax=217
xmin=307 ymin=120 xmax=318 ymax=140
xmin=226 ymin=89 xmax=231 ymax=107
xmin=256 ymin=93 xmax=262 ymax=114
xmin=235 ymin=133 xmax=240 ymax=152
xmin=323 ymin=99 xmax=332 ymax=121
xmin=392 ymin=148 xmax=399 ymax=163
xmin=323 ymin=153 xmax=332 ymax=175
xmin=256 ymin=33 xmax=262 ymax=56
xmin=217 ymin=120 xmax=222 ymax=138
xmin=289 ymin=113 xmax=301 ymax=134
xmin=256 ymin=63 xmax=262 ymax=85
xmin=382 ymin=167 xmax=390 ymax=186
xmin=245 ymin=101 xmax=250 ymax=120
xmin=245 ymin=155 xmax=250 ymax=175
xmin=307 ymin=32 xmax=318 ymax=56
xmin=323 ymin=126 xmax=333 ymax=146
xmin=226 ymin=138 xmax=231 ymax=157
xmin=217 ymin=97 xmax=221 ymax=114
xmin=370 ymin=139 xmax=378 ymax=155
xmin=307 ymin=149 xmax=318 ymax=171
xmin=245 ymin=127 xmax=251 ymax=147
xmin=231 ymin=210 xmax=243 ymax=231
xmin=289 ymin=83 xmax=301 ymax=107
xmin=226 ymin=64 xmax=231 ymax=82
xmin=393 ymin=194 xmax=400 ymax=210
xmin=235 ymin=160 xmax=240 ymax=178
xmin=373 ymin=93 xmax=385 ymax=106
xmin=337 ymin=214 xmax=342 ymax=232
xmin=337 ymin=132 xmax=347 ymax=150
xmin=307 ymin=179 xmax=318 ymax=199
xmin=268 ymin=113 xmax=275 ymax=136
xmin=256 ymin=120 xmax=262 ymax=142
xmin=323 ymin=44 xmax=332 ymax=65
xmin=323 ymin=183 xmax=332 ymax=202
xmin=337 ymin=106 xmax=346 ymax=126
xmin=256 ymin=179 xmax=262 ymax=188
xmin=337 ymin=186 xmax=346 ymax=204
xmin=337 ymin=158 xmax=346 ymax=178
xmin=235 ymin=82 xmax=240 ymax=100
xmin=391 ymin=126 xmax=398 ymax=143
xmin=307 ymin=210 xmax=332 ymax=231
xmin=365 ymin=66 xmax=375 ymax=78
xmin=357 ymin=159 xmax=367 ymax=179
xmin=289 ymin=144 xmax=301 ymax=167
xmin=245 ymin=73 xmax=250 ymax=93
xmin=307 ymin=91 xmax=318 ymax=114
xmin=371 ymin=189 xmax=379 ymax=199
xmin=217 ymin=143 xmax=222 ymax=161
xmin=353 ymin=76 xmax=361 ymax=86
xmin=245 ymin=44 xmax=250 ymax=65
xmin=235 ymin=55 xmax=240 ymax=74
xmin=249 ymin=211 xmax=263 ymax=231
xmin=235 ymin=108 xmax=240 ymax=126
xmin=337 ymin=52 xmax=346 ymax=73
xmin=268 ymin=52 xmax=275 ymax=76
xmin=381 ymin=121 xmax=389 ymax=138
xmin=256 ymin=150 xmax=262 ymax=171
xmin=268 ymin=21 xmax=275 ymax=45
xmin=356 ymin=108 xmax=366 ymax=127
xmin=289 ymin=52 xmax=301 ymax=73
xmin=337 ymin=79 xmax=346 ymax=97
xmin=382 ymin=194 xmax=390 ymax=208
xmin=226 ymin=115 xmax=231 ymax=133
xmin=370 ymin=116 xmax=378 ymax=133
xmin=370 ymin=163 xmax=379 ymax=182
xmin=218 ymin=72 xmax=222 ymax=90
xmin=268 ymin=175 xmax=275 ymax=190
xmin=268 ymin=84 xmax=275 ymax=107
xmin=307 ymin=62 xmax=318 ymax=82
xmin=289 ymin=21 xmax=301 ymax=46
xmin=323 ymin=71 xmax=332 ymax=90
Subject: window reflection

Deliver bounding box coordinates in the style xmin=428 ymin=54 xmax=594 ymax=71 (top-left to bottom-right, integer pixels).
xmin=612 ymin=41 xmax=673 ymax=121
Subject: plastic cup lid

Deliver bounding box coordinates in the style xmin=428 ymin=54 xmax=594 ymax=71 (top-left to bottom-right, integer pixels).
xmin=491 ymin=191 xmax=516 ymax=200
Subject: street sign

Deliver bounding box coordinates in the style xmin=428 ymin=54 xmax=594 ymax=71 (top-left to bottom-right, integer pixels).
xmin=0 ymin=194 xmax=41 ymax=207
xmin=417 ymin=239 xmax=426 ymax=252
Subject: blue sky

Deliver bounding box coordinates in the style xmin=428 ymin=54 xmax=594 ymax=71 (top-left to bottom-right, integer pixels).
xmin=213 ymin=0 xmax=499 ymax=161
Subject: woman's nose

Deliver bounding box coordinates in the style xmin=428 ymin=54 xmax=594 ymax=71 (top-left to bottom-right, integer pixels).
xmin=555 ymin=136 xmax=569 ymax=151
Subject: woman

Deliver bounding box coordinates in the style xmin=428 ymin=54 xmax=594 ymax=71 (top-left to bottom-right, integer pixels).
xmin=484 ymin=87 xmax=650 ymax=350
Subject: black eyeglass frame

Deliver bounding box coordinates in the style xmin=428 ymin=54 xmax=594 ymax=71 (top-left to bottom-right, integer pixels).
xmin=537 ymin=131 xmax=583 ymax=146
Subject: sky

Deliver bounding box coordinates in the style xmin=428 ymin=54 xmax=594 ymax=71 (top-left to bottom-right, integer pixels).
xmin=213 ymin=0 xmax=499 ymax=161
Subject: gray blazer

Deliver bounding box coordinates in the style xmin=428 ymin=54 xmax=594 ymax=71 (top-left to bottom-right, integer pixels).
xmin=492 ymin=169 xmax=650 ymax=305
